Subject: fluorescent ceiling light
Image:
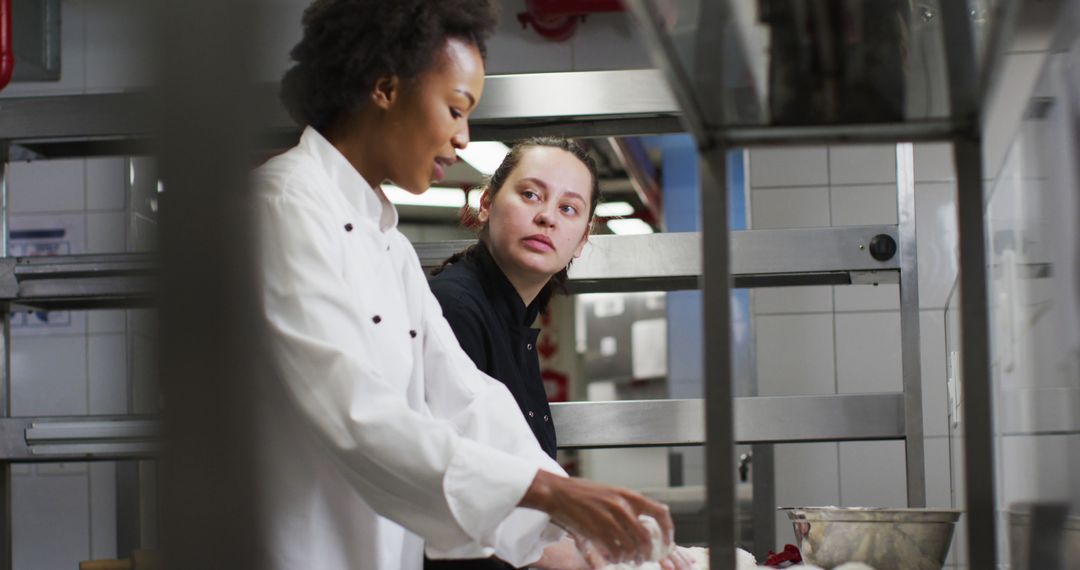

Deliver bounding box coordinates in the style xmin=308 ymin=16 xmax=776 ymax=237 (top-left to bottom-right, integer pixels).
xmin=458 ymin=141 xmax=510 ymax=175
xmin=606 ymin=218 xmax=654 ymax=235
xmin=594 ymin=201 xmax=634 ymax=217
xmin=382 ymin=184 xmax=465 ymax=208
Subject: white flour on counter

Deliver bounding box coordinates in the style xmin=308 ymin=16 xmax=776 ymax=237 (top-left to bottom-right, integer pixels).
xmin=599 ymin=544 xmax=876 ymax=570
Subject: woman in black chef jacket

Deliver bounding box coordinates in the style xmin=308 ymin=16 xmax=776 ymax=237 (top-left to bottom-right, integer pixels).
xmin=428 ymin=138 xmax=695 ymax=570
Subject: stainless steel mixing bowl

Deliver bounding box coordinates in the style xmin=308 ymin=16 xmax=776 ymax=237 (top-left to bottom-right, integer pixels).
xmin=780 ymin=507 xmax=962 ymax=570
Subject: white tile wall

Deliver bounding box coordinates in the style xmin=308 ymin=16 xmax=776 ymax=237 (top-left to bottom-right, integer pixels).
xmin=8 ymin=160 xmax=86 ymax=214
xmin=11 ymin=468 xmax=92 ymax=570
xmin=88 ymin=310 xmax=126 ymax=334
xmin=756 ymin=314 xmax=836 ymax=396
xmin=828 ymin=145 xmax=896 ymax=185
xmin=829 ymin=184 xmax=898 ymax=226
xmin=88 ymin=334 xmax=129 ymax=415
xmin=773 ymin=442 xmax=841 ymax=549
xmin=913 ymin=143 xmax=956 ymax=182
xmin=924 ymin=437 xmax=952 ymax=508
xmin=833 ymin=284 xmax=900 ymax=312
xmin=86 ymin=158 xmax=127 ymax=211
xmin=89 ymin=463 xmax=118 ymax=559
xmin=10 ymin=335 xmax=89 ymax=415
xmin=838 ymin=441 xmax=907 ymax=507
xmin=752 ymin=286 xmax=833 ymax=315
xmin=568 ymin=13 xmax=652 ymax=71
xmin=83 ymin=0 xmax=155 ymax=93
xmin=999 ymin=434 xmax=1075 ymax=504
xmin=921 ymin=311 xmax=950 ymax=437
xmin=915 ymin=182 xmax=959 ymax=310
xmin=86 ymin=212 xmax=128 ymax=253
xmin=750 ymin=187 xmax=831 ymax=229
xmin=835 ymin=312 xmax=902 ymax=394
xmin=749 ymin=147 xmax=829 ymax=188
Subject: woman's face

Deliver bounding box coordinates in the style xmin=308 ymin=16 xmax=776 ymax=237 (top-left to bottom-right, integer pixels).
xmin=480 ymin=146 xmax=593 ymax=283
xmin=381 ymin=38 xmax=485 ymax=194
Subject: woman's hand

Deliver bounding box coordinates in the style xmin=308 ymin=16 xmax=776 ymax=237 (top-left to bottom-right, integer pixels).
xmin=659 ymin=546 xmax=697 ymax=570
xmin=518 ymin=470 xmax=675 ymax=565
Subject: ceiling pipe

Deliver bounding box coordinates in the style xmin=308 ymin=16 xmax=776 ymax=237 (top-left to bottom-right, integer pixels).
xmin=518 ymin=0 xmax=625 ymax=42
xmin=0 ymin=0 xmax=13 ymax=91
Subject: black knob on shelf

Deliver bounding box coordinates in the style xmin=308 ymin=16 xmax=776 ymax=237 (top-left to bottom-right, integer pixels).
xmin=869 ymin=234 xmax=897 ymax=261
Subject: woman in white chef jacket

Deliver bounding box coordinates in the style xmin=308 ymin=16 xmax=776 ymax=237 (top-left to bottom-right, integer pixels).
xmin=252 ymin=1 xmax=678 ymax=569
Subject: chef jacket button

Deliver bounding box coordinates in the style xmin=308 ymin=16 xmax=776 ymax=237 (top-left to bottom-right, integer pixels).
xmin=528 ymin=411 xmax=535 ymax=418
xmin=526 ymin=343 xmax=533 ymax=350
xmin=344 ymin=223 xmax=353 ymax=232
xmin=372 ymin=315 xmax=381 ymax=324
xmin=409 ymin=330 xmax=417 ymax=338
xmin=543 ymin=414 xmax=549 ymax=422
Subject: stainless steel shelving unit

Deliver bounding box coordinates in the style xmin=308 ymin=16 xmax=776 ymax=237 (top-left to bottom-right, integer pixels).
xmin=620 ymin=0 xmax=1021 ymax=567
xmin=0 ymin=0 xmax=1027 ymax=563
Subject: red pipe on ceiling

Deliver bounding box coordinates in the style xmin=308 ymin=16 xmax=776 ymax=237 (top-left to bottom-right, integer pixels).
xmin=0 ymin=0 xmax=13 ymax=92
xmin=518 ymin=0 xmax=625 ymax=42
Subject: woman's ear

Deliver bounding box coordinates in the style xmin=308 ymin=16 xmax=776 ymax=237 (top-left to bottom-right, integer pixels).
xmin=371 ymin=75 xmax=399 ymax=110
xmin=477 ymin=190 xmax=492 ymax=223
xmin=572 ymin=230 xmax=589 ymax=258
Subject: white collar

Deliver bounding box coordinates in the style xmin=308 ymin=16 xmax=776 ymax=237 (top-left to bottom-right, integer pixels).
xmin=298 ymin=126 xmax=399 ymax=232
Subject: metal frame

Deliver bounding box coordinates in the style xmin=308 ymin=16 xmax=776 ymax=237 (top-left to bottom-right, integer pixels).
xmin=896 ymin=143 xmax=927 ymax=507
xmin=621 ymin=0 xmax=1014 ymax=567
xmin=0 ymin=70 xmax=683 ymax=159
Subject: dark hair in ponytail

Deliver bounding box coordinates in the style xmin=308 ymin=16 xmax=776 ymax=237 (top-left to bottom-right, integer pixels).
xmin=431 ymin=137 xmax=602 ymax=313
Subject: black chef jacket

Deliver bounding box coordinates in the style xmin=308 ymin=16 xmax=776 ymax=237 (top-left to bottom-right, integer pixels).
xmin=424 ymin=243 xmax=558 ymax=570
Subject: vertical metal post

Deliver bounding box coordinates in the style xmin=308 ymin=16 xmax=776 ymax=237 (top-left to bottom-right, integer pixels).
xmin=896 ymin=143 xmax=926 ymax=507
xmin=941 ymin=0 xmax=998 ymax=564
xmin=0 ymin=143 xmax=12 ymax=570
xmin=701 ymin=146 xmax=735 ymax=569
xmin=953 ymin=137 xmax=997 ymax=569
xmin=154 ymin=1 xmax=262 ymax=569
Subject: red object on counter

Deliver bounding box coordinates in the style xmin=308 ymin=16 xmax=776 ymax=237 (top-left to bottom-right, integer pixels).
xmin=763 ymin=544 xmax=803 ymax=568
xmin=517 ymin=0 xmax=625 ymax=42
xmin=0 ymin=0 xmax=14 ymax=91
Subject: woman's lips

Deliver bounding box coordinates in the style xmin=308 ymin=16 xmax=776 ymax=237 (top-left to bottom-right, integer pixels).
xmin=432 ymin=161 xmax=445 ymax=181
xmin=522 ymin=235 xmax=554 ymax=253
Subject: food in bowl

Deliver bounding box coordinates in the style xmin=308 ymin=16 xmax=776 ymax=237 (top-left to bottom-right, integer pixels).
xmin=780 ymin=507 xmax=961 ymax=570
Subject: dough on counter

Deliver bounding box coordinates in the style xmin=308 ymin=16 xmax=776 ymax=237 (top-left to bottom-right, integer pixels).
xmin=639 ymin=515 xmax=673 ymax=562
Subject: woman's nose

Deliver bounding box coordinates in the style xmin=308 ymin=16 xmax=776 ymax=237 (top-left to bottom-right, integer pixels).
xmin=534 ymin=209 xmax=554 ymax=227
xmin=451 ymin=124 xmax=470 ymax=150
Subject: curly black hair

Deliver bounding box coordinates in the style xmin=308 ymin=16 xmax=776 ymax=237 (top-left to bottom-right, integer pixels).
xmin=280 ymin=0 xmax=497 ymax=132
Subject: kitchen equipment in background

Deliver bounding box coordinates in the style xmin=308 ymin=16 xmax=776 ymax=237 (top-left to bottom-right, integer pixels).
xmin=780 ymin=506 xmax=961 ymax=570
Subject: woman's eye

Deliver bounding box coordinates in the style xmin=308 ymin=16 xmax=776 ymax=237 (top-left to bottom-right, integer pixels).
xmin=522 ymin=190 xmax=539 ymax=201
xmin=449 ymin=108 xmax=463 ymax=119
xmin=560 ymin=204 xmax=579 ymax=215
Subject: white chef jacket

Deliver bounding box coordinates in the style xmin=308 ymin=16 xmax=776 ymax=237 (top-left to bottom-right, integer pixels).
xmin=252 ymin=126 xmax=566 ymax=570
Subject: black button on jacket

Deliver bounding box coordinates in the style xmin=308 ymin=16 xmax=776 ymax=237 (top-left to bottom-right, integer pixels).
xmin=423 ymin=243 xmax=557 ymax=570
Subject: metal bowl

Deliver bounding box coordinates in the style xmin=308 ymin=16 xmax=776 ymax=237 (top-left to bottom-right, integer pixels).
xmin=780 ymin=507 xmax=962 ymax=570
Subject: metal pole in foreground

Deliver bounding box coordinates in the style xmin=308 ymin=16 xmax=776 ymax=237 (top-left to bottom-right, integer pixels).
xmin=154 ymin=2 xmax=263 ymax=569
xmin=701 ymin=146 xmax=736 ymax=570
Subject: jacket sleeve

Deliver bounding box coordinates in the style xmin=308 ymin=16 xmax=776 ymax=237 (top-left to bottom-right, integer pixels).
xmin=255 ymin=181 xmax=555 ymax=560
